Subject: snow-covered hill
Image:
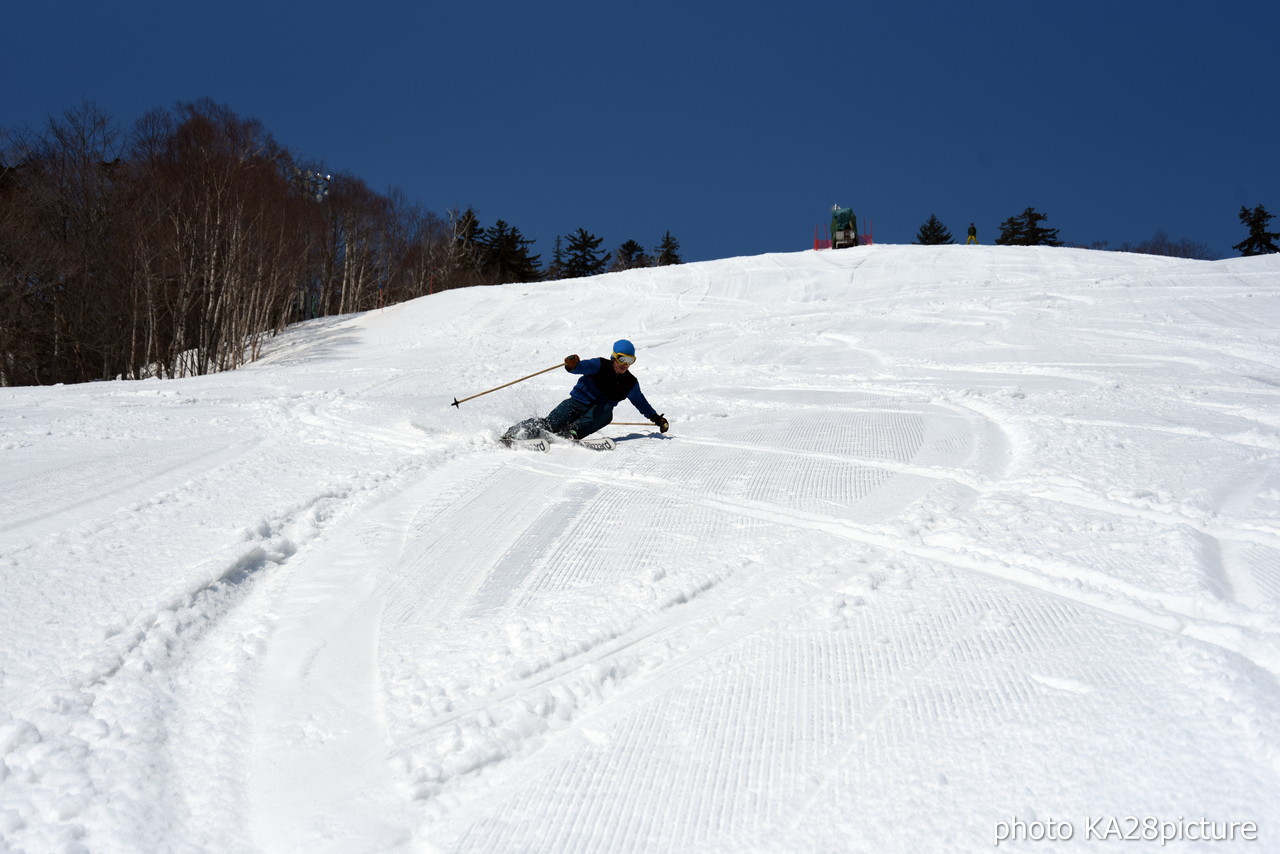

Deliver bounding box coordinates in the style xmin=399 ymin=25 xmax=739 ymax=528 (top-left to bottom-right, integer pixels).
xmin=3 ymin=245 xmax=1279 ymax=852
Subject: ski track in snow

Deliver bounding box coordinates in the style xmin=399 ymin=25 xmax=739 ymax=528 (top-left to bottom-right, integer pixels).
xmin=2 ymin=246 xmax=1279 ymax=852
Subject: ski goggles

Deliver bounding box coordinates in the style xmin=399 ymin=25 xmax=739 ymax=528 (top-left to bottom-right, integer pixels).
xmin=612 ymin=351 xmax=636 ymax=366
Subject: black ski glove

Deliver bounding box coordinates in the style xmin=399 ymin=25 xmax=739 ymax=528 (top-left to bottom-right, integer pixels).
xmin=564 ymin=354 xmax=580 ymax=370
xmin=652 ymin=413 xmax=669 ymax=433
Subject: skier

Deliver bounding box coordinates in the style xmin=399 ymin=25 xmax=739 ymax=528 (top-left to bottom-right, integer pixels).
xmin=502 ymin=339 xmax=669 ymax=444
xmin=967 ymin=223 xmax=979 ymax=244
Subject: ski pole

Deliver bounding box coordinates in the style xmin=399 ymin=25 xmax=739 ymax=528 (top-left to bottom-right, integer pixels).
xmin=451 ymin=363 xmax=563 ymax=407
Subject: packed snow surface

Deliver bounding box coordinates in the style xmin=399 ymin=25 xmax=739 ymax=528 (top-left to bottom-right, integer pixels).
xmin=2 ymin=245 xmax=1279 ymax=853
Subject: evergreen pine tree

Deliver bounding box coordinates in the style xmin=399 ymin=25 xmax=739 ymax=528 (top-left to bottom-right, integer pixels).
xmin=481 ymin=220 xmax=542 ymax=283
xmin=453 ymin=207 xmax=483 ymax=251
xmin=562 ymin=228 xmax=610 ymax=278
xmin=914 ymin=214 xmax=954 ymax=245
xmin=656 ymin=231 xmax=682 ymax=266
xmin=1232 ymin=204 xmax=1280 ymax=256
xmin=445 ymin=207 xmax=488 ymax=286
xmin=544 ymin=236 xmax=566 ymax=281
xmin=995 ymin=207 xmax=1063 ymax=246
xmin=610 ymin=239 xmax=652 ymax=271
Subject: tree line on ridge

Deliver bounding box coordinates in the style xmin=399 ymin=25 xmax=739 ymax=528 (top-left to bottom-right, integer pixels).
xmin=0 ymin=100 xmax=682 ymax=386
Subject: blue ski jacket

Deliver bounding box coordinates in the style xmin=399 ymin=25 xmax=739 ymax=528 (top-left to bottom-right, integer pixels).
xmin=566 ymin=357 xmax=659 ymax=420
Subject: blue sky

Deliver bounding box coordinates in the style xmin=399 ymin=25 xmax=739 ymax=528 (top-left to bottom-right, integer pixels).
xmin=5 ymin=1 xmax=1277 ymax=262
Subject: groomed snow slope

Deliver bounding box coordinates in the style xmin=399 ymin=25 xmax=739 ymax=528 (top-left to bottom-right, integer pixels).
xmin=2 ymin=245 xmax=1279 ymax=852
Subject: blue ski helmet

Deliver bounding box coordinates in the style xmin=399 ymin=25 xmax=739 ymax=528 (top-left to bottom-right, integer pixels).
xmin=612 ymin=339 xmax=635 ymax=357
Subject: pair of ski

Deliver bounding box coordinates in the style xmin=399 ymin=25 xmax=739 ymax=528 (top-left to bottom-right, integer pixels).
xmin=505 ymin=434 xmax=615 ymax=453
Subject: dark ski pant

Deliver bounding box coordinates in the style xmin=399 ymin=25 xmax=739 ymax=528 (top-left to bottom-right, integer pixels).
xmin=503 ymin=398 xmax=615 ymax=443
xmin=546 ymin=397 xmax=615 ymax=439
